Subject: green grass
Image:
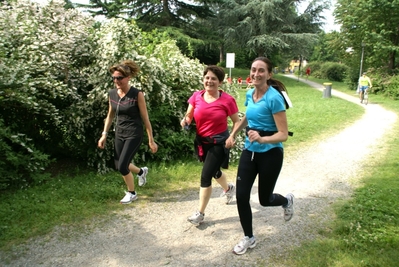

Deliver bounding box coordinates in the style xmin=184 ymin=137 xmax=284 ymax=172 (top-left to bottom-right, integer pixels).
xmin=1 ymin=69 xmax=399 ymax=266
xmin=0 ymin=161 xmax=203 ymax=249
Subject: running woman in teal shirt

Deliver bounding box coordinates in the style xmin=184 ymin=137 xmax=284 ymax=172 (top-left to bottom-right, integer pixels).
xmin=226 ymin=57 xmax=294 ymax=255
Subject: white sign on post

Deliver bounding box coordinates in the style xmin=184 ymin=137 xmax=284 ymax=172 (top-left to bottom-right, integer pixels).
xmin=226 ymin=53 xmax=235 ymax=78
xmin=226 ymin=53 xmax=235 ymax=68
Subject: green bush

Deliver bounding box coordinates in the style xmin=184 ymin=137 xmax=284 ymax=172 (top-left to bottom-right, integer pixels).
xmin=344 ymin=66 xmax=360 ymax=91
xmin=385 ymin=75 xmax=399 ymax=100
xmin=320 ymin=62 xmax=349 ymax=82
xmin=0 ymin=119 xmax=52 ymax=189
xmin=306 ymin=61 xmax=323 ymax=74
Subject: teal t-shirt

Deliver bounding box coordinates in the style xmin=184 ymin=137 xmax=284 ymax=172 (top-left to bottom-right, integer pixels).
xmin=244 ymin=86 xmax=286 ymax=152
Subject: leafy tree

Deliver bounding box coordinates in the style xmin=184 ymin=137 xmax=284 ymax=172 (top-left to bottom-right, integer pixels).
xmin=310 ymin=31 xmax=342 ymax=62
xmin=219 ymin=0 xmax=327 ymax=59
xmin=335 ymin=0 xmax=399 ymax=71
xmin=131 ymin=0 xmax=216 ymax=29
xmin=74 ymin=0 xmax=131 ymax=18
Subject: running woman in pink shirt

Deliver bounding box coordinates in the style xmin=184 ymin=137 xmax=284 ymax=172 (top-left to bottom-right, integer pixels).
xmin=181 ymin=65 xmax=240 ymax=226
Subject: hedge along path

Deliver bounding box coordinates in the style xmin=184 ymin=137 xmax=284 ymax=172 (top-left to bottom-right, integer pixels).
xmin=1 ymin=78 xmax=397 ymax=267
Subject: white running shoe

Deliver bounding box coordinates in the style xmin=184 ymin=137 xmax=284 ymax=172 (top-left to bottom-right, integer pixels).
xmin=187 ymin=211 xmax=204 ymax=226
xmin=120 ymin=191 xmax=138 ymax=204
xmin=220 ymin=183 xmax=235 ymax=204
xmin=283 ymin=193 xmax=294 ymax=221
xmin=233 ymin=236 xmax=256 ymax=255
xmin=138 ymin=167 xmax=148 ymax=187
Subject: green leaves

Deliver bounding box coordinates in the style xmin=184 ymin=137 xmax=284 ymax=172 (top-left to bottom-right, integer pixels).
xmin=0 ymin=0 xmax=206 ymax=188
xmin=335 ymin=0 xmax=399 ymax=70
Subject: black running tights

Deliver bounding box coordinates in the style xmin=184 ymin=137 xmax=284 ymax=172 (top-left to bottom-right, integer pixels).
xmin=236 ymin=148 xmax=288 ymax=237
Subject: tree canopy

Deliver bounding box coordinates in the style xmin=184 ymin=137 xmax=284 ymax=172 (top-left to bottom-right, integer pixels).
xmin=335 ymin=0 xmax=399 ymax=71
xmin=74 ymin=0 xmax=330 ymax=64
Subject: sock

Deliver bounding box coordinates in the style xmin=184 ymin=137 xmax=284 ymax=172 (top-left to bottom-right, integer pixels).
xmin=224 ymin=184 xmax=231 ymax=193
xmin=138 ymin=168 xmax=143 ymax=176
xmin=129 ymin=191 xmax=136 ymax=195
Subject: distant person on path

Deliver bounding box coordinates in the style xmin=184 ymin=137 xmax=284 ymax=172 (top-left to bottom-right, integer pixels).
xmin=237 ymin=76 xmax=242 ymax=85
xmin=305 ymin=67 xmax=311 ymax=80
xmin=358 ymin=72 xmax=372 ymax=103
xmin=245 ymin=75 xmax=252 ymax=89
xmin=226 ymin=57 xmax=294 ymax=255
xmin=98 ymin=59 xmax=158 ymax=204
xmin=181 ymin=65 xmax=240 ymax=226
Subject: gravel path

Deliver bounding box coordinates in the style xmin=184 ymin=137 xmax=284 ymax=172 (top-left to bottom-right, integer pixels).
xmin=1 ymin=78 xmax=397 ymax=267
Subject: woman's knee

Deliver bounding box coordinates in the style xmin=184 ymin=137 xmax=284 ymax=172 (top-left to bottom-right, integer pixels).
xmin=259 ymin=198 xmax=272 ymax=207
xmin=200 ymin=177 xmax=212 ymax=187
xmin=236 ymin=190 xmax=250 ymax=204
xmin=120 ymin=170 xmax=130 ymax=176
xmin=213 ymin=170 xmax=222 ymax=179
xmin=259 ymin=194 xmax=276 ymax=207
xmin=118 ymin=164 xmax=130 ymax=176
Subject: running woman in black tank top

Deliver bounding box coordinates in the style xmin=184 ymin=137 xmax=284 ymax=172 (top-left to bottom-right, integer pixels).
xmin=98 ymin=60 xmax=158 ymax=204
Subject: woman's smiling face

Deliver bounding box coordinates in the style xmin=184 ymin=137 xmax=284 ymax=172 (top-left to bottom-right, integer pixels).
xmin=250 ymin=60 xmax=272 ymax=85
xmin=203 ymin=70 xmax=222 ymax=91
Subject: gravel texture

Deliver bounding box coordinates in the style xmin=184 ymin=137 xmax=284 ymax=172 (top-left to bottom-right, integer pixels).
xmin=1 ymin=77 xmax=397 ymax=267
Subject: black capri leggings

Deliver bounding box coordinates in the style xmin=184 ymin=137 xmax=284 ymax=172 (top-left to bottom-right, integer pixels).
xmin=200 ymin=143 xmax=226 ymax=187
xmin=114 ymin=136 xmax=143 ymax=176
xmin=236 ymin=147 xmax=288 ymax=237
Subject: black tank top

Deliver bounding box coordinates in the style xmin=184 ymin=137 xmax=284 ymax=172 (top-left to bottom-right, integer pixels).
xmin=109 ymin=87 xmax=143 ymax=139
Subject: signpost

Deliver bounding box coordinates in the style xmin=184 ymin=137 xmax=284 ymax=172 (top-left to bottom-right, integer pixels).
xmin=226 ymin=53 xmax=235 ymax=78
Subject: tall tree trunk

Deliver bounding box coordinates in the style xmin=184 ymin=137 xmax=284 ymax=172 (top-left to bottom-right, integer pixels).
xmin=219 ymin=44 xmax=224 ymax=63
xmin=388 ymin=51 xmax=395 ymax=70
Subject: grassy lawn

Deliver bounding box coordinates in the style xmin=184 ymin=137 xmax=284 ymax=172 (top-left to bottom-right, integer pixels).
xmin=1 ymin=70 xmax=399 ymax=266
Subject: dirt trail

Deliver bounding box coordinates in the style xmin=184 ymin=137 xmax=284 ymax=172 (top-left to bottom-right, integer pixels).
xmin=1 ymin=78 xmax=397 ymax=267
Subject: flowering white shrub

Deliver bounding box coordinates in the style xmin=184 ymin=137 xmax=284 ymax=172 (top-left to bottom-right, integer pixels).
xmin=0 ymin=0 xmax=246 ymax=184
xmin=0 ymin=0 xmax=97 ymax=186
xmin=0 ymin=0 xmax=208 ymax=182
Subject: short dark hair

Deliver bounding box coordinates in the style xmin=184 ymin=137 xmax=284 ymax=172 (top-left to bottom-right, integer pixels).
xmin=203 ymin=65 xmax=225 ymax=82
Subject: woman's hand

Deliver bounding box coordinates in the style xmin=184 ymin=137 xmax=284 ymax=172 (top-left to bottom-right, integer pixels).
xmin=247 ymin=130 xmax=261 ymax=143
xmin=180 ymin=119 xmax=188 ymax=128
xmin=149 ymin=141 xmax=158 ymax=153
xmin=98 ymin=136 xmax=106 ymax=149
xmin=225 ymin=135 xmax=236 ymax=148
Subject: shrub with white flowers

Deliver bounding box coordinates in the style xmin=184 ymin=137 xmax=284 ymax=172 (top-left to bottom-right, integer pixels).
xmin=0 ymin=0 xmax=244 ymax=188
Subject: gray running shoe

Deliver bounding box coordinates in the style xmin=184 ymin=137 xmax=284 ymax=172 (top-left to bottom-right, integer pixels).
xmin=283 ymin=193 xmax=294 ymax=221
xmin=220 ymin=183 xmax=235 ymax=204
xmin=233 ymin=236 xmax=256 ymax=255
xmin=138 ymin=167 xmax=148 ymax=187
xmin=120 ymin=191 xmax=138 ymax=204
xmin=187 ymin=211 xmax=204 ymax=226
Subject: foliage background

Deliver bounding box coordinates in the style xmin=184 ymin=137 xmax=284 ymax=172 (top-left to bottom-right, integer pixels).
xmin=0 ymin=0 xmax=242 ymax=189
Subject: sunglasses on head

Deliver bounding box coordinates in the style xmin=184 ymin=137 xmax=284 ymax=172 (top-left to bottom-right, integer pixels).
xmin=112 ymin=76 xmax=125 ymax=81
